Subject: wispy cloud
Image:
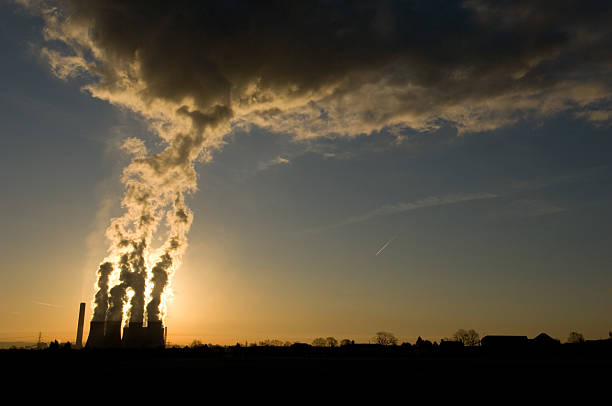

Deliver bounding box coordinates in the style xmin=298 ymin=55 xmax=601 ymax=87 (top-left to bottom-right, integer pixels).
xmin=32 ymin=301 xmax=61 ymax=308
xmin=303 ymin=166 xmax=594 ymax=235
xmin=508 ymin=166 xmax=608 ymax=193
xmin=490 ymin=199 xmax=567 ymax=218
xmin=257 ymin=156 xmax=291 ymax=171
xmin=307 ymin=192 xmax=498 ymax=234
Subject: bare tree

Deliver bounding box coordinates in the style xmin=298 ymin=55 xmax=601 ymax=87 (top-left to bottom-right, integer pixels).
xmin=258 ymin=339 xmax=285 ymax=347
xmin=190 ymin=339 xmax=203 ymax=348
xmin=326 ymin=337 xmax=338 ymax=347
xmin=453 ymin=329 xmax=480 ymax=346
xmin=374 ymin=331 xmax=398 ymax=346
xmin=567 ymin=331 xmax=585 ymax=344
xmin=312 ymin=337 xmax=327 ymax=347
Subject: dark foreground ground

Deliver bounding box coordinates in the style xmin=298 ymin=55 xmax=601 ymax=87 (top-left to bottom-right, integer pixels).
xmin=3 ymin=343 xmax=612 ymax=397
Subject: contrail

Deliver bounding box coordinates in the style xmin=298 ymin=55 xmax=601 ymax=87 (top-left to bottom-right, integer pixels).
xmin=33 ymin=301 xmax=61 ymax=308
xmin=375 ymin=235 xmax=397 ymax=256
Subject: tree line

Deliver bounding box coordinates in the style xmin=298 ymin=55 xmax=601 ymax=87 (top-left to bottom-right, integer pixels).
xmin=199 ymin=329 xmax=596 ymax=348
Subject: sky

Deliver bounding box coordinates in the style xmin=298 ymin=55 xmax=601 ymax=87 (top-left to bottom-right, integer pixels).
xmin=1 ymin=0 xmax=611 ymax=346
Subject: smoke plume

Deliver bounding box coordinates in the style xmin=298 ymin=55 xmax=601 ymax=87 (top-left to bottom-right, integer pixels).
xmin=28 ymin=0 xmax=612 ymax=139
xmin=146 ymin=254 xmax=171 ymax=324
xmin=17 ymin=0 xmax=612 ymax=325
xmin=91 ymin=262 xmax=112 ymax=321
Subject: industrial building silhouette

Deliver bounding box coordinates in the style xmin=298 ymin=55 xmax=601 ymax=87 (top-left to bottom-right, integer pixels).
xmin=76 ymin=302 xmax=166 ymax=349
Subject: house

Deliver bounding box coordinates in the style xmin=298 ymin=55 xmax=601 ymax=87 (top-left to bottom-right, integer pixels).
xmin=481 ymin=335 xmax=529 ymax=350
xmin=530 ymin=333 xmax=560 ymax=346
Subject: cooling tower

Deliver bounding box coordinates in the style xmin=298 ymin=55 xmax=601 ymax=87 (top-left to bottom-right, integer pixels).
xmin=104 ymin=320 xmax=123 ymax=348
xmin=122 ymin=322 xmax=145 ymax=348
xmin=85 ymin=321 xmax=105 ymax=348
xmin=147 ymin=321 xmax=165 ymax=348
xmin=75 ymin=302 xmax=86 ymax=349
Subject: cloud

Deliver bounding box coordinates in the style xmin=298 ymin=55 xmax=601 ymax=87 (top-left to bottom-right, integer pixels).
xmin=120 ymin=137 xmax=148 ymax=158
xmin=258 ymin=156 xmax=290 ymax=171
xmin=19 ymin=0 xmax=612 ymax=146
xmin=575 ymin=109 xmax=612 ymax=124
xmin=303 ymin=165 xmax=597 ymax=234
xmin=343 ymin=193 xmax=498 ymax=225
xmin=307 ymin=192 xmax=498 ymax=233
xmin=491 ymin=199 xmax=567 ymax=218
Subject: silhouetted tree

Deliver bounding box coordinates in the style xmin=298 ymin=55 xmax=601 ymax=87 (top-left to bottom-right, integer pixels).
xmin=259 ymin=339 xmax=284 ymax=346
xmin=567 ymin=331 xmax=585 ymax=344
xmin=415 ymin=336 xmax=432 ymax=349
xmin=340 ymin=339 xmax=353 ymax=346
xmin=190 ymin=339 xmax=203 ymax=348
xmin=326 ymin=337 xmax=338 ymax=347
xmin=312 ymin=337 xmax=327 ymax=347
xmin=453 ymin=329 xmax=480 ymax=346
xmin=374 ymin=331 xmax=398 ymax=346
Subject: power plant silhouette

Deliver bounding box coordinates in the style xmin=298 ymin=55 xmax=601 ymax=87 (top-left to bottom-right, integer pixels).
xmin=77 ymin=303 xmax=166 ymax=349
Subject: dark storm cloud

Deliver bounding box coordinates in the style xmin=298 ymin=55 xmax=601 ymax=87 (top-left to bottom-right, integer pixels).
xmin=29 ymin=0 xmax=612 ymax=137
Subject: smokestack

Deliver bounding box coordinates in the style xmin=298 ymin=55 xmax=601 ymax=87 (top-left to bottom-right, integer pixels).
xmin=104 ymin=320 xmax=123 ymax=348
xmin=122 ymin=322 xmax=145 ymax=348
xmin=85 ymin=321 xmax=105 ymax=348
xmin=147 ymin=321 xmax=165 ymax=349
xmin=75 ymin=302 xmax=85 ymax=349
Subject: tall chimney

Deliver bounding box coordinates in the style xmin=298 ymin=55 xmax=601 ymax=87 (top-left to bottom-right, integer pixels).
xmin=75 ymin=302 xmax=85 ymax=349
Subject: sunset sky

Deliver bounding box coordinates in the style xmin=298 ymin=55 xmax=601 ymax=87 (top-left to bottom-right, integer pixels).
xmin=1 ymin=1 xmax=612 ymax=346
